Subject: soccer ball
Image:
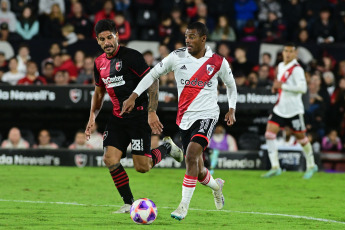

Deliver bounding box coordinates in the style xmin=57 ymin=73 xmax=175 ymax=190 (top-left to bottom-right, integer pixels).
xmin=130 ymin=198 xmax=158 ymax=224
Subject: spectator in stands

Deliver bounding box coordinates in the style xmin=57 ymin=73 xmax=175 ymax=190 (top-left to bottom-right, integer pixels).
xmin=93 ymin=0 xmax=115 ymax=37
xmin=323 ymin=71 xmax=336 ymax=97
xmin=61 ymin=24 xmax=78 ymax=47
xmin=17 ymin=60 xmax=47 ymax=85
xmin=316 ymin=56 xmax=336 ymax=74
xmin=1 ymin=127 xmax=30 ymax=149
xmin=33 ymin=129 xmax=58 ymax=149
xmin=233 ymin=0 xmax=258 ymax=31
xmin=41 ymin=3 xmax=64 ymax=39
xmin=209 ymin=124 xmax=238 ymax=152
xmin=11 ymin=0 xmax=38 ymax=17
xmin=210 ymin=15 xmax=236 ymax=42
xmin=191 ymin=2 xmax=215 ymax=33
xmin=253 ymin=52 xmax=275 ymax=81
xmin=74 ymin=50 xmax=85 ymax=73
xmin=322 ymin=129 xmax=343 ymax=152
xmin=232 ymin=46 xmax=254 ymax=77
xmin=53 ymin=52 xmax=78 ymax=82
xmin=77 ymin=56 xmax=94 ymax=84
xmin=258 ymin=0 xmax=282 ymax=22
xmin=54 ymin=70 xmax=69 ymax=85
xmin=234 ymin=72 xmax=248 ymax=88
xmin=0 ymin=22 xmax=14 ymax=59
xmin=247 ymin=71 xmax=258 ymax=89
xmin=2 ymin=57 xmax=24 ymax=85
xmin=307 ymin=131 xmax=321 ymax=153
xmin=216 ymin=43 xmax=234 ymax=65
xmin=336 ymin=60 xmax=345 ymax=79
xmin=170 ymin=7 xmax=185 ymax=28
xmin=69 ymin=130 xmax=93 ymax=150
xmin=142 ymin=50 xmax=155 ymax=68
xmin=114 ymin=0 xmax=131 ymax=12
xmin=0 ymin=0 xmax=17 ymax=33
xmin=240 ymin=19 xmax=258 ymax=42
xmin=67 ymin=1 xmax=92 ymax=40
xmin=114 ymin=12 xmax=131 ymax=44
xmin=276 ymin=126 xmax=299 ymax=147
xmin=296 ymin=29 xmax=311 ymax=44
xmin=259 ymin=11 xmax=286 ymax=43
xmin=282 ymin=0 xmax=303 ymax=41
xmin=184 ymin=0 xmax=197 ymax=19
xmin=257 ymin=64 xmax=273 ymax=88
xmin=0 ymin=51 xmax=8 ymax=81
xmin=158 ymin=16 xmax=174 ymax=47
xmin=86 ymin=122 xmax=103 ymax=150
xmin=155 ymin=44 xmax=170 ymax=64
xmin=41 ymin=42 xmax=61 ymax=70
xmin=38 ymin=0 xmax=65 ymax=15
xmin=16 ymin=44 xmax=31 ymax=75
xmin=313 ymin=7 xmax=336 ymax=44
xmin=41 ymin=61 xmax=55 ymax=84
xmin=16 ymin=6 xmax=39 ymax=40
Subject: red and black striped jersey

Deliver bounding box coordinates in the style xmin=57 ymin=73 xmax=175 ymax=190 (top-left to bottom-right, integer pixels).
xmin=94 ymin=45 xmax=150 ymax=118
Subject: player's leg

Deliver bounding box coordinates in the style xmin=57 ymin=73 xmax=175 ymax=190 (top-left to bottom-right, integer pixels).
xmin=103 ymin=146 xmax=134 ymax=213
xmin=262 ymin=113 xmax=282 ymax=178
xmin=292 ymin=114 xmax=318 ymax=179
xmin=197 ymin=154 xmax=225 ymax=210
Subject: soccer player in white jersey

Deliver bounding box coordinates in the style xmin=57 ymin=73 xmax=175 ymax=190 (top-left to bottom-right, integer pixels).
xmin=120 ymin=22 xmax=237 ymax=220
xmin=262 ymin=43 xmax=318 ymax=179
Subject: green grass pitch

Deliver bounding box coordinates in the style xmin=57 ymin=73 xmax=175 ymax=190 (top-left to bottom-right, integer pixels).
xmin=0 ymin=166 xmax=344 ymax=229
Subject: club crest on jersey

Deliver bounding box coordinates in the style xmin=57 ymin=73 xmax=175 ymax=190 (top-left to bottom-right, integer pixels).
xmin=69 ymin=89 xmax=82 ymax=103
xmin=115 ymin=61 xmax=122 ymax=71
xmin=206 ymin=65 xmax=215 ymax=75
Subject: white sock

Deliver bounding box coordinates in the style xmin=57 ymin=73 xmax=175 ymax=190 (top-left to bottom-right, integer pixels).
xmin=266 ymin=139 xmax=280 ymax=169
xmin=302 ymin=142 xmax=315 ymax=169
xmin=181 ymin=174 xmax=197 ymax=206
xmin=198 ymin=168 xmax=219 ymax=191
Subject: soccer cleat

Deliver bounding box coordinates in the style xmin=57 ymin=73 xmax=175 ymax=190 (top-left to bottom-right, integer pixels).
xmin=212 ymin=178 xmax=225 ymax=210
xmin=163 ymin=136 xmax=184 ymax=162
xmin=303 ymin=165 xmax=318 ymax=179
xmin=261 ymin=168 xmax=282 ymax=178
xmin=171 ymin=202 xmax=188 ymax=221
xmin=112 ymin=204 xmax=131 ymax=214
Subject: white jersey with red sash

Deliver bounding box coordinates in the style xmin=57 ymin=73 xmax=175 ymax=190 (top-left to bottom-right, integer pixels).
xmin=273 ymin=59 xmax=306 ymax=118
xmin=134 ymin=46 xmax=237 ymax=130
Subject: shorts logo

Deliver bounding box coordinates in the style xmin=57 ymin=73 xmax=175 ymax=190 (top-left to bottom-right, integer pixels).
xmin=206 ymin=65 xmax=215 ymax=75
xmin=69 ymin=89 xmax=82 ymax=103
xmin=74 ymin=154 xmax=88 ymax=168
xmin=103 ymin=131 xmax=108 ymax=141
xmin=198 ymin=119 xmax=210 ymax=133
xmin=132 ymin=139 xmax=143 ymax=151
xmin=115 ymin=61 xmax=122 ymax=71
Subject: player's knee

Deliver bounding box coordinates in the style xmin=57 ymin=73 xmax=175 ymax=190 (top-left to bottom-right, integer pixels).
xmin=265 ymin=131 xmax=277 ymax=140
xmin=185 ymin=153 xmax=198 ymax=165
xmin=134 ymin=164 xmax=150 ymax=173
xmin=103 ymin=154 xmax=118 ymax=167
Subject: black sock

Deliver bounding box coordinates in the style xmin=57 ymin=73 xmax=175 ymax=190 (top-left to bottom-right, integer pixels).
xmin=151 ymin=143 xmax=171 ymax=167
xmin=110 ymin=164 xmax=134 ymax=205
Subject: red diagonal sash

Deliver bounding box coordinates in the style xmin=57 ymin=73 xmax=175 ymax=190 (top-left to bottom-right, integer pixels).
xmin=275 ymin=63 xmax=300 ymax=105
xmin=176 ymin=54 xmax=223 ymax=126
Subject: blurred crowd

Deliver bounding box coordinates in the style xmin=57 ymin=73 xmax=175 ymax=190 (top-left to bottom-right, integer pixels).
xmin=0 ymin=0 xmax=345 ymax=155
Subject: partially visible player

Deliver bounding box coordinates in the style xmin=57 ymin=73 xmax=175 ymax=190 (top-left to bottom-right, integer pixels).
xmin=262 ymin=43 xmax=318 ymax=179
xmin=121 ymin=22 xmax=237 ymax=220
xmin=85 ymin=19 xmax=183 ymax=214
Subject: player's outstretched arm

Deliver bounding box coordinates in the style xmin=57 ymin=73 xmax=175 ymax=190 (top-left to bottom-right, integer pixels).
xmin=85 ymin=86 xmax=106 ymax=140
xmin=148 ymin=79 xmax=163 ymax=134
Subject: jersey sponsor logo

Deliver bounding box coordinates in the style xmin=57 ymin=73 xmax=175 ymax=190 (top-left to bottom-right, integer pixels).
xmin=206 ymin=64 xmax=215 ymax=75
xmin=102 ymin=75 xmax=125 ymax=88
xmin=69 ymin=89 xmax=82 ymax=103
xmin=74 ymin=154 xmax=88 ymax=168
xmin=131 ymin=139 xmax=143 ymax=151
xmin=115 ymin=61 xmax=122 ymax=71
xmin=180 ymin=78 xmax=212 ymax=87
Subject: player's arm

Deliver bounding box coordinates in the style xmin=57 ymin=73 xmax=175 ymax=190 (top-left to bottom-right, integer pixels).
xmin=148 ymin=79 xmax=163 ymax=134
xmin=219 ymin=59 xmax=237 ymax=126
xmin=281 ymin=67 xmax=307 ymax=93
xmin=120 ymin=53 xmax=174 ymax=115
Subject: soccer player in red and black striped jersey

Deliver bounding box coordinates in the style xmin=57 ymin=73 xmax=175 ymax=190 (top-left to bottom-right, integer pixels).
xmin=85 ymin=19 xmax=183 ymax=214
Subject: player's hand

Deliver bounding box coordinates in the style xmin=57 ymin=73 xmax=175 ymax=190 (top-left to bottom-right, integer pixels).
xmin=148 ymin=111 xmax=163 ymax=134
xmin=85 ymin=118 xmax=95 ymax=141
xmin=120 ymin=93 xmax=138 ymax=116
xmin=224 ymin=108 xmax=236 ymax=126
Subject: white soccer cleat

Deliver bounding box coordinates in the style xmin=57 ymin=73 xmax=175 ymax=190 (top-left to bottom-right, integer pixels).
xmin=163 ymin=136 xmax=184 ymax=162
xmin=212 ymin=178 xmax=225 ymax=210
xmin=171 ymin=202 xmax=188 ymax=221
xmin=112 ymin=204 xmax=131 ymax=214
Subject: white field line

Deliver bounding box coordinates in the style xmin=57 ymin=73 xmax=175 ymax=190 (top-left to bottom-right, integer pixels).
xmin=0 ymin=199 xmax=344 ymax=225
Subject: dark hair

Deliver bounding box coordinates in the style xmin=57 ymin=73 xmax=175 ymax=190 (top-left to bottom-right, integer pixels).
xmin=94 ymin=19 xmax=117 ymax=37
xmin=262 ymin=52 xmax=271 ymax=58
xmin=187 ymin=21 xmax=208 ymax=37
xmin=284 ymin=42 xmax=297 ymax=49
xmin=142 ymin=50 xmax=153 ymax=56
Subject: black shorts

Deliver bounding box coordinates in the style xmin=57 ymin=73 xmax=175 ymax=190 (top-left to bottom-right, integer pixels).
xmin=268 ymin=112 xmax=306 ymax=133
xmin=103 ymin=114 xmax=151 ymax=158
xmin=179 ymin=119 xmax=217 ymax=154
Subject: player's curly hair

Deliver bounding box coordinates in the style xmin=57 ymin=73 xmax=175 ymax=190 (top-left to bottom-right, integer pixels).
xmin=94 ymin=19 xmax=117 ymax=37
xmin=187 ymin=22 xmax=208 ymax=38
